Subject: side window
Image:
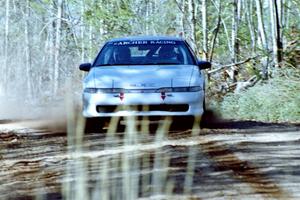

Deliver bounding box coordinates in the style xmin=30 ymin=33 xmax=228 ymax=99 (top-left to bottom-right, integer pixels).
xmin=103 ymin=48 xmax=113 ymax=64
xmin=184 ymin=42 xmax=197 ymax=65
xmin=95 ymin=47 xmax=113 ymax=65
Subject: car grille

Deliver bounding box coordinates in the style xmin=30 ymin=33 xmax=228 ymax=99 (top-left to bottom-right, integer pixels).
xmin=96 ymin=104 xmax=189 ymax=113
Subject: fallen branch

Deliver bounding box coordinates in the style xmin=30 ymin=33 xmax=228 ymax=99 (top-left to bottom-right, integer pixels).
xmin=234 ymin=75 xmax=260 ymax=93
xmin=217 ymin=75 xmax=260 ymax=94
xmin=208 ymin=56 xmax=259 ymax=74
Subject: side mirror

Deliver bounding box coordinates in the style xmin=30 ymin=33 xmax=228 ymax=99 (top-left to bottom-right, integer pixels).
xmin=197 ymin=60 xmax=211 ymax=70
xmin=79 ymin=63 xmax=92 ymax=72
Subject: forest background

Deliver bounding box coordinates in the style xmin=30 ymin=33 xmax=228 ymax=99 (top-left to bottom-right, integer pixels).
xmin=0 ymin=0 xmax=299 ymax=122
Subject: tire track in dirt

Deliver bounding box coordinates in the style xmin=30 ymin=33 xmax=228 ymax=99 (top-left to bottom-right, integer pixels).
xmin=0 ymin=119 xmax=299 ymax=199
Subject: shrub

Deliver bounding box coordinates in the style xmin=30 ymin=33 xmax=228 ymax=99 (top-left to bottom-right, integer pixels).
xmin=220 ymin=69 xmax=300 ymax=123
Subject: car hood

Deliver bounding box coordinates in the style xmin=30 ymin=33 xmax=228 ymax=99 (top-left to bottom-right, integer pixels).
xmin=84 ymin=65 xmax=200 ymax=89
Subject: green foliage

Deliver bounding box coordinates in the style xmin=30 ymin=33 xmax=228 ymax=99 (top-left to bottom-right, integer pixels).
xmin=84 ymin=0 xmax=134 ymax=40
xmin=220 ymin=69 xmax=300 ymax=122
xmin=127 ymin=0 xmax=180 ymax=35
xmin=1 ymin=0 xmax=300 ymax=100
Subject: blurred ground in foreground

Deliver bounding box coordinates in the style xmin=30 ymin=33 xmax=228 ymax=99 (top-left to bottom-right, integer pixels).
xmin=0 ymin=115 xmax=300 ymax=200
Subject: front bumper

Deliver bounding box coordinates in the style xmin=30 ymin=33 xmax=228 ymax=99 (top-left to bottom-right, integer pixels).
xmin=82 ymin=91 xmax=204 ymax=117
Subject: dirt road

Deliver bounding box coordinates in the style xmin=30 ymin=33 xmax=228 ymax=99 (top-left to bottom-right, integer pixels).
xmin=0 ymin=118 xmax=300 ymax=199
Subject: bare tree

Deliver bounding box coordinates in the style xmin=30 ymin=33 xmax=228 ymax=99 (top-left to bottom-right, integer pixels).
xmin=53 ymin=0 xmax=63 ymax=94
xmin=3 ymin=0 xmax=10 ymax=93
xmin=88 ymin=0 xmax=95 ymax=61
xmin=81 ymin=0 xmax=86 ymax=63
xmin=187 ymin=0 xmax=197 ymax=51
xmin=231 ymin=0 xmax=241 ymax=63
xmin=255 ymin=0 xmax=268 ymax=51
xmin=284 ymin=0 xmax=292 ymax=31
xmin=219 ymin=3 xmax=232 ymax=53
xmin=245 ymin=0 xmax=256 ymax=53
xmin=274 ymin=0 xmax=283 ymax=66
xmin=24 ymin=0 xmax=32 ymax=98
xmin=230 ymin=0 xmax=241 ymax=82
xmin=209 ymin=0 xmax=221 ymax=62
xmin=48 ymin=2 xmax=55 ymax=89
xmin=202 ymin=0 xmax=208 ymax=60
xmin=255 ymin=0 xmax=269 ymax=78
xmin=191 ymin=0 xmax=197 ymax=51
xmin=269 ymin=0 xmax=283 ymax=68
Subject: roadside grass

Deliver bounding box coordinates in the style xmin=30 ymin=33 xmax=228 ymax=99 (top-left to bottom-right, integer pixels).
xmin=220 ymin=68 xmax=300 ymax=123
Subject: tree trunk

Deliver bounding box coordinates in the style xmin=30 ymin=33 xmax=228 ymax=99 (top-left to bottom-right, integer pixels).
xmin=231 ymin=0 xmax=241 ymax=82
xmin=145 ymin=1 xmax=150 ymax=34
xmin=245 ymin=0 xmax=256 ymax=53
xmin=187 ymin=0 xmax=197 ymax=51
xmin=81 ymin=0 xmax=85 ymax=63
xmin=255 ymin=0 xmax=269 ymax=78
xmin=3 ymin=0 xmax=10 ymax=94
xmin=202 ymin=0 xmax=208 ymax=60
xmin=255 ymin=0 xmax=268 ymax=50
xmin=89 ymin=21 xmax=93 ymax=62
xmin=180 ymin=0 xmax=185 ymax=36
xmin=191 ymin=0 xmax=197 ymax=51
xmin=209 ymin=0 xmax=221 ymax=62
xmin=88 ymin=0 xmax=95 ymax=61
xmin=269 ymin=0 xmax=283 ymax=68
xmin=232 ymin=0 xmax=240 ymax=63
xmin=278 ymin=0 xmax=284 ymax=40
xmin=53 ymin=0 xmax=63 ymax=95
xmin=46 ymin=2 xmax=55 ymax=94
xmin=285 ymin=0 xmax=291 ymax=30
xmin=274 ymin=0 xmax=283 ymax=66
xmin=220 ymin=12 xmax=232 ymax=53
xmin=24 ymin=0 xmax=32 ymax=98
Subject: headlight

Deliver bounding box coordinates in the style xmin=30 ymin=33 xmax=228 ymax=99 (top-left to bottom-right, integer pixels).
xmin=84 ymin=88 xmax=97 ymax=93
xmin=158 ymin=86 xmax=202 ymax=92
xmin=84 ymin=88 xmax=124 ymax=93
xmin=172 ymin=87 xmax=189 ymax=92
xmin=188 ymin=86 xmax=202 ymax=92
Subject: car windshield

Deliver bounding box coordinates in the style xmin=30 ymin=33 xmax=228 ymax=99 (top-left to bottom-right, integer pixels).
xmin=94 ymin=40 xmax=195 ymax=66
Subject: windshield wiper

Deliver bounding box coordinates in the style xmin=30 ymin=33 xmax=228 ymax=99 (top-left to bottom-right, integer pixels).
xmin=143 ymin=62 xmax=181 ymax=65
xmin=95 ymin=63 xmax=132 ymax=66
xmin=95 ymin=62 xmax=181 ymax=66
xmin=95 ymin=64 xmax=113 ymax=66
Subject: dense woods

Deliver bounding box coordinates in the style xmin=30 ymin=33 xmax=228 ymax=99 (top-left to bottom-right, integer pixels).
xmin=0 ymin=0 xmax=299 ymax=120
xmin=1 ymin=2 xmax=300 ymax=199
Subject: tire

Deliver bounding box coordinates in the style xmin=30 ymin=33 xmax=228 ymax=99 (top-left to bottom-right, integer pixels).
xmin=84 ymin=117 xmax=105 ymax=133
xmin=203 ymin=98 xmax=206 ymax=113
xmin=200 ymin=94 xmax=207 ymax=128
xmin=170 ymin=116 xmax=194 ymax=130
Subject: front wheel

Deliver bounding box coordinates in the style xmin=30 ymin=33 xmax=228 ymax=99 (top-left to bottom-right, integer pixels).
xmin=85 ymin=117 xmax=106 ymax=133
xmin=200 ymin=98 xmax=207 ymax=128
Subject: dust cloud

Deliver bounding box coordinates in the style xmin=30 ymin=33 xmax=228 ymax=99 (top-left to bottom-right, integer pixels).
xmin=0 ymin=97 xmax=65 ymax=120
xmin=0 ymin=85 xmax=83 ymax=132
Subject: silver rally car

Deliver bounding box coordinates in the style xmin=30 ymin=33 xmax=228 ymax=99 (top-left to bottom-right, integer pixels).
xmin=79 ymin=36 xmax=211 ymax=119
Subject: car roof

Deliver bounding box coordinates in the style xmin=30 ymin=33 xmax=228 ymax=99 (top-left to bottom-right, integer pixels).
xmin=107 ymin=36 xmax=184 ymax=42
